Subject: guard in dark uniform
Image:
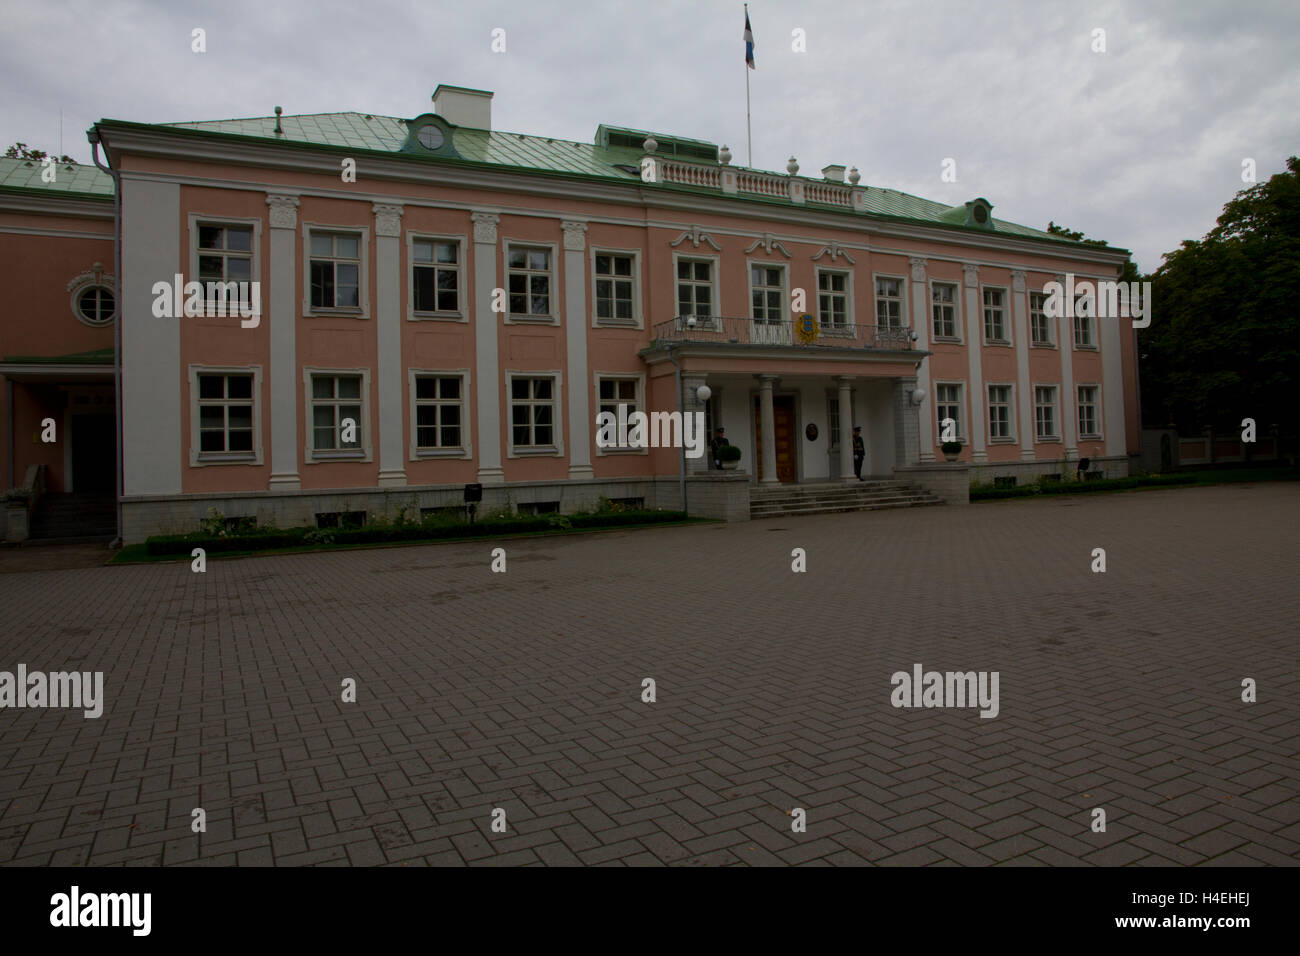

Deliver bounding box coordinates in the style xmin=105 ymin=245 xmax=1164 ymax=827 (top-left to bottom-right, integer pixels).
xmin=852 ymin=425 xmax=865 ymax=480
xmin=710 ymin=427 xmax=728 ymax=470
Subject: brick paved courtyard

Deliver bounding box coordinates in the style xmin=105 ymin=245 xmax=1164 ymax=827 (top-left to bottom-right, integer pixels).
xmin=1 ymin=483 xmax=1297 ymax=866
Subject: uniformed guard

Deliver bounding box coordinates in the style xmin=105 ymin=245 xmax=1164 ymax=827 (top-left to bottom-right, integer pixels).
xmin=852 ymin=425 xmax=865 ymax=480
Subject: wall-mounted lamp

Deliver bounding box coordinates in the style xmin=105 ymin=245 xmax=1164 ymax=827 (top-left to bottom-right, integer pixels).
xmin=910 ymin=388 xmax=926 ymax=405
xmin=696 ymin=384 xmax=712 ymax=402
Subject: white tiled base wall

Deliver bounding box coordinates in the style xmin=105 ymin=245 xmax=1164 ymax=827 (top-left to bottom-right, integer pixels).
xmin=967 ymin=455 xmax=1130 ymax=486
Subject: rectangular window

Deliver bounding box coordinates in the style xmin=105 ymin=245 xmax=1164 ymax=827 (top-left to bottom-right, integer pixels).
xmin=751 ymin=265 xmax=785 ymax=324
xmin=507 ymin=246 xmax=552 ymax=317
xmin=988 ymin=384 xmax=1012 ymax=440
xmin=414 ymin=375 xmax=463 ymax=450
xmin=818 ymin=270 xmax=849 ymax=328
xmin=413 ymin=239 xmax=459 ymax=313
xmin=936 ymin=383 xmax=964 ymax=441
xmin=598 ymin=377 xmax=639 ymax=420
xmin=1035 ymin=385 xmax=1059 ymax=440
xmin=875 ymin=276 xmax=904 ymax=328
xmin=311 ymin=374 xmax=363 ymax=452
xmin=309 ymin=232 xmax=360 ymax=309
xmin=197 ymin=225 xmax=253 ymax=284
xmin=1074 ymin=312 xmax=1095 ymax=347
xmin=983 ymin=287 xmax=1007 ymax=342
xmin=1077 ymin=385 xmax=1100 ymax=438
xmin=1029 ymin=291 xmax=1052 ymax=345
xmin=595 ymin=253 xmax=635 ymax=323
xmin=932 ymin=282 xmax=957 ymax=339
xmin=827 ymin=395 xmax=841 ymax=449
xmin=677 ymin=258 xmax=713 ymax=318
xmin=511 ymin=377 xmax=556 ymax=449
xmin=197 ymin=373 xmax=254 ymax=456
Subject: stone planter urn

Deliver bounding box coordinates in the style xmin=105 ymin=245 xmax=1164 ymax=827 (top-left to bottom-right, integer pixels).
xmin=941 ymin=441 xmax=963 ymax=462
xmin=718 ymin=446 xmax=742 ymax=471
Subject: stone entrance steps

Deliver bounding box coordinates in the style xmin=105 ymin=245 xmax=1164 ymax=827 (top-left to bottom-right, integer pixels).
xmin=750 ymin=480 xmax=943 ymax=518
xmin=29 ymin=493 xmax=116 ymax=541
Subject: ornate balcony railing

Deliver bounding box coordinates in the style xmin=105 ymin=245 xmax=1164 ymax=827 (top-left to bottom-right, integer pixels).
xmin=650 ymin=316 xmax=917 ymax=351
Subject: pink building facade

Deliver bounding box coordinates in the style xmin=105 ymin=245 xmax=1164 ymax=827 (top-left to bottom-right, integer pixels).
xmin=2 ymin=85 xmax=1140 ymax=543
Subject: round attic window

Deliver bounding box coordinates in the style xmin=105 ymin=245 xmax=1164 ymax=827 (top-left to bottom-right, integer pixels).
xmin=973 ymin=204 xmax=989 ymax=224
xmin=416 ymin=125 xmax=444 ymax=150
xmin=74 ymin=286 xmax=115 ymax=326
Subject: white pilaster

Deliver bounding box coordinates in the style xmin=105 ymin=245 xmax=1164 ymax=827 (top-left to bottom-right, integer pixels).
xmin=1056 ymin=272 xmax=1077 ymax=463
xmin=1101 ymin=309 xmax=1126 ymax=460
xmin=758 ymin=374 xmax=779 ymax=484
xmin=682 ymin=372 xmax=710 ymax=474
xmin=122 ymin=177 xmax=182 ymax=496
xmin=374 ymin=202 xmax=406 ymax=487
xmin=910 ymin=257 xmax=934 ymax=462
xmin=837 ymin=376 xmax=855 ymax=481
xmin=562 ymin=220 xmax=593 ymax=479
xmin=1011 ymin=269 xmax=1036 ymax=461
xmin=471 ymin=212 xmax=504 ymax=484
xmin=963 ymin=263 xmax=987 ymax=462
xmin=266 ymin=194 xmax=301 ymax=489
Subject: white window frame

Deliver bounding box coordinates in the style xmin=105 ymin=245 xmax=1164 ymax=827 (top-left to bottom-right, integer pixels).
xmin=873 ymin=273 xmax=907 ymax=329
xmin=408 ymin=368 xmax=472 ymax=460
xmin=188 ymin=214 xmax=262 ymax=314
xmin=303 ymin=367 xmax=373 ymax=462
xmin=930 ymin=279 xmax=961 ymax=342
xmin=503 ymin=240 xmax=559 ymax=324
xmin=1073 ymin=309 xmax=1097 ymax=350
xmin=815 ymin=266 xmax=854 ymax=332
xmin=673 ymin=252 xmax=720 ymax=329
xmin=986 ymin=382 xmax=1016 ymax=443
xmin=1029 ymin=290 xmax=1055 ymax=348
xmin=187 ymin=365 xmax=263 ymax=467
xmin=590 ymin=248 xmax=643 ymax=329
xmin=407 ymin=233 xmax=467 ymax=322
xmin=1033 ymin=383 xmax=1061 ymax=443
xmin=1076 ymin=383 xmax=1103 ymax=440
xmin=594 ymin=371 xmax=648 ymax=456
xmin=506 ymin=370 xmax=564 ymax=458
xmin=746 ymin=259 xmax=788 ymax=325
xmin=981 ymin=285 xmax=1010 ymax=345
xmin=302 ymin=224 xmax=369 ymax=318
xmin=934 ymin=381 xmax=966 ymax=443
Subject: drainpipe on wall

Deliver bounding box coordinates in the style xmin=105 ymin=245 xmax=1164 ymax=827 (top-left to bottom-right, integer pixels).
xmin=87 ymin=128 xmax=122 ymax=549
xmin=665 ymin=346 xmax=686 ymax=514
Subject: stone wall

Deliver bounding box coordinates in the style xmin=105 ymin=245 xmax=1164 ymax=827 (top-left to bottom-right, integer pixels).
xmin=893 ymin=463 xmax=969 ymax=505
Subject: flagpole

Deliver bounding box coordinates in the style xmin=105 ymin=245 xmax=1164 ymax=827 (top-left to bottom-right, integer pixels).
xmin=745 ymin=2 xmax=752 ymax=167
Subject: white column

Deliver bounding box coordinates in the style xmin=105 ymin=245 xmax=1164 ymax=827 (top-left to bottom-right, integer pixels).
xmin=122 ymin=177 xmax=182 ymax=496
xmin=1056 ymin=272 xmax=1077 ymax=463
xmin=1011 ymin=269 xmax=1035 ymax=461
xmin=1101 ymin=312 xmax=1127 ymax=461
xmin=962 ymin=263 xmax=986 ymax=462
xmin=837 ymin=376 xmax=855 ymax=481
xmin=266 ymin=194 xmax=301 ymax=489
xmin=758 ymin=374 xmax=779 ymax=484
xmin=682 ymin=372 xmax=710 ymax=474
xmin=471 ymin=212 xmax=504 ymax=484
xmin=910 ymin=257 xmax=934 ymax=462
xmin=373 ymin=202 xmax=406 ymax=487
xmin=562 ymin=220 xmax=593 ymax=480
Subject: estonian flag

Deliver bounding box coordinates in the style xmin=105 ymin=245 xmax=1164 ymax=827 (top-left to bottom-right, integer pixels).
xmin=745 ymin=11 xmax=755 ymax=70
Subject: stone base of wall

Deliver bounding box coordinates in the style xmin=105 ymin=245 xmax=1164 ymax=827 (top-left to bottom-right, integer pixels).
xmin=120 ymin=473 xmax=749 ymax=543
xmin=893 ymin=464 xmax=969 ymax=505
xmin=3 ymin=505 xmax=27 ymax=542
xmin=967 ymin=454 xmax=1130 ymax=486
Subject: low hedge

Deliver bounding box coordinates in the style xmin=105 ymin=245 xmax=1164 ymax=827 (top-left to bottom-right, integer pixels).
xmin=971 ymin=473 xmax=1196 ymax=501
xmin=145 ymin=509 xmax=690 ymax=556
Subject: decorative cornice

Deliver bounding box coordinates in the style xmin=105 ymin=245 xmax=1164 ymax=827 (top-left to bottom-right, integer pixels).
xmin=669 ymin=225 xmax=722 ymax=251
xmin=561 ymin=219 xmax=589 ymax=251
xmin=66 ymin=262 xmax=114 ymax=292
xmin=372 ymin=202 xmax=403 ymax=238
xmin=746 ymin=233 xmax=792 ymax=258
xmin=909 ymin=256 xmax=927 ymax=282
xmin=470 ymin=211 xmax=500 ymax=244
xmin=266 ymin=193 xmax=300 ymax=229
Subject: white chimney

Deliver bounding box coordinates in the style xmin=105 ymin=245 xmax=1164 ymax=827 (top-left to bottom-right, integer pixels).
xmin=821 ymin=164 xmax=846 ymax=182
xmin=432 ymin=84 xmax=493 ymax=130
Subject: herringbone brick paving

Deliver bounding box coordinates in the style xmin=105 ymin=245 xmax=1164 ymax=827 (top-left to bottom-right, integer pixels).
xmin=1 ymin=483 xmax=1297 ymax=865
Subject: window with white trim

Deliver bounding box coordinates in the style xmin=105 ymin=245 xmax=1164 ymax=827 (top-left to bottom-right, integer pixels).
xmin=983 ymin=287 xmax=1007 ymax=342
xmin=751 ymin=264 xmax=785 ymax=324
xmin=310 ymin=374 xmax=363 ymax=453
xmin=1077 ymin=385 xmax=1100 ymax=438
xmin=197 ymin=373 xmax=254 ymax=458
xmin=507 ymin=245 xmax=552 ymax=318
xmin=932 ymin=282 xmax=958 ymax=339
xmin=817 ymin=270 xmax=849 ymax=328
xmin=199 ymin=224 xmax=253 ymax=285
xmin=76 ymin=287 xmax=115 ymax=325
xmin=309 ymin=232 xmax=360 ymax=309
xmin=1034 ymin=385 xmax=1059 ymax=440
xmin=598 ymin=377 xmax=639 ymax=419
xmin=875 ymin=276 xmax=904 ymax=328
xmin=1073 ymin=311 xmax=1095 ymax=347
xmin=412 ymin=239 xmax=460 ymax=313
xmin=511 ymin=376 xmax=556 ymax=449
xmin=936 ymin=383 xmax=964 ymax=441
xmin=988 ymin=384 xmax=1013 ymax=440
xmin=677 ymin=258 xmax=714 ymax=319
xmin=1029 ymin=291 xmax=1053 ymax=345
xmin=594 ymin=253 xmax=636 ymax=323
xmin=414 ymin=375 xmax=463 ymax=451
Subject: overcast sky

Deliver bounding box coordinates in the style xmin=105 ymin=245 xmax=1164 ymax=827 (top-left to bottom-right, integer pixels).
xmin=3 ymin=0 xmax=1297 ymax=273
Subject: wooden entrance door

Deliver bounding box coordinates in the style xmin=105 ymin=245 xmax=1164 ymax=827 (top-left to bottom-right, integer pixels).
xmin=755 ymin=396 xmax=797 ymax=483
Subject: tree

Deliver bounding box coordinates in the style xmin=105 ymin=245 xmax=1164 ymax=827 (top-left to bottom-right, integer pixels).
xmin=4 ymin=142 xmax=76 ymax=165
xmin=1141 ymin=157 xmax=1300 ymax=441
xmin=1046 ymin=222 xmax=1142 ymax=284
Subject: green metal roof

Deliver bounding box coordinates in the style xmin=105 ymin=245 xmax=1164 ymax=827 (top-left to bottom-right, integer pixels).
xmin=2 ymin=348 xmax=115 ymax=365
xmin=0 ymin=157 xmax=114 ymax=197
